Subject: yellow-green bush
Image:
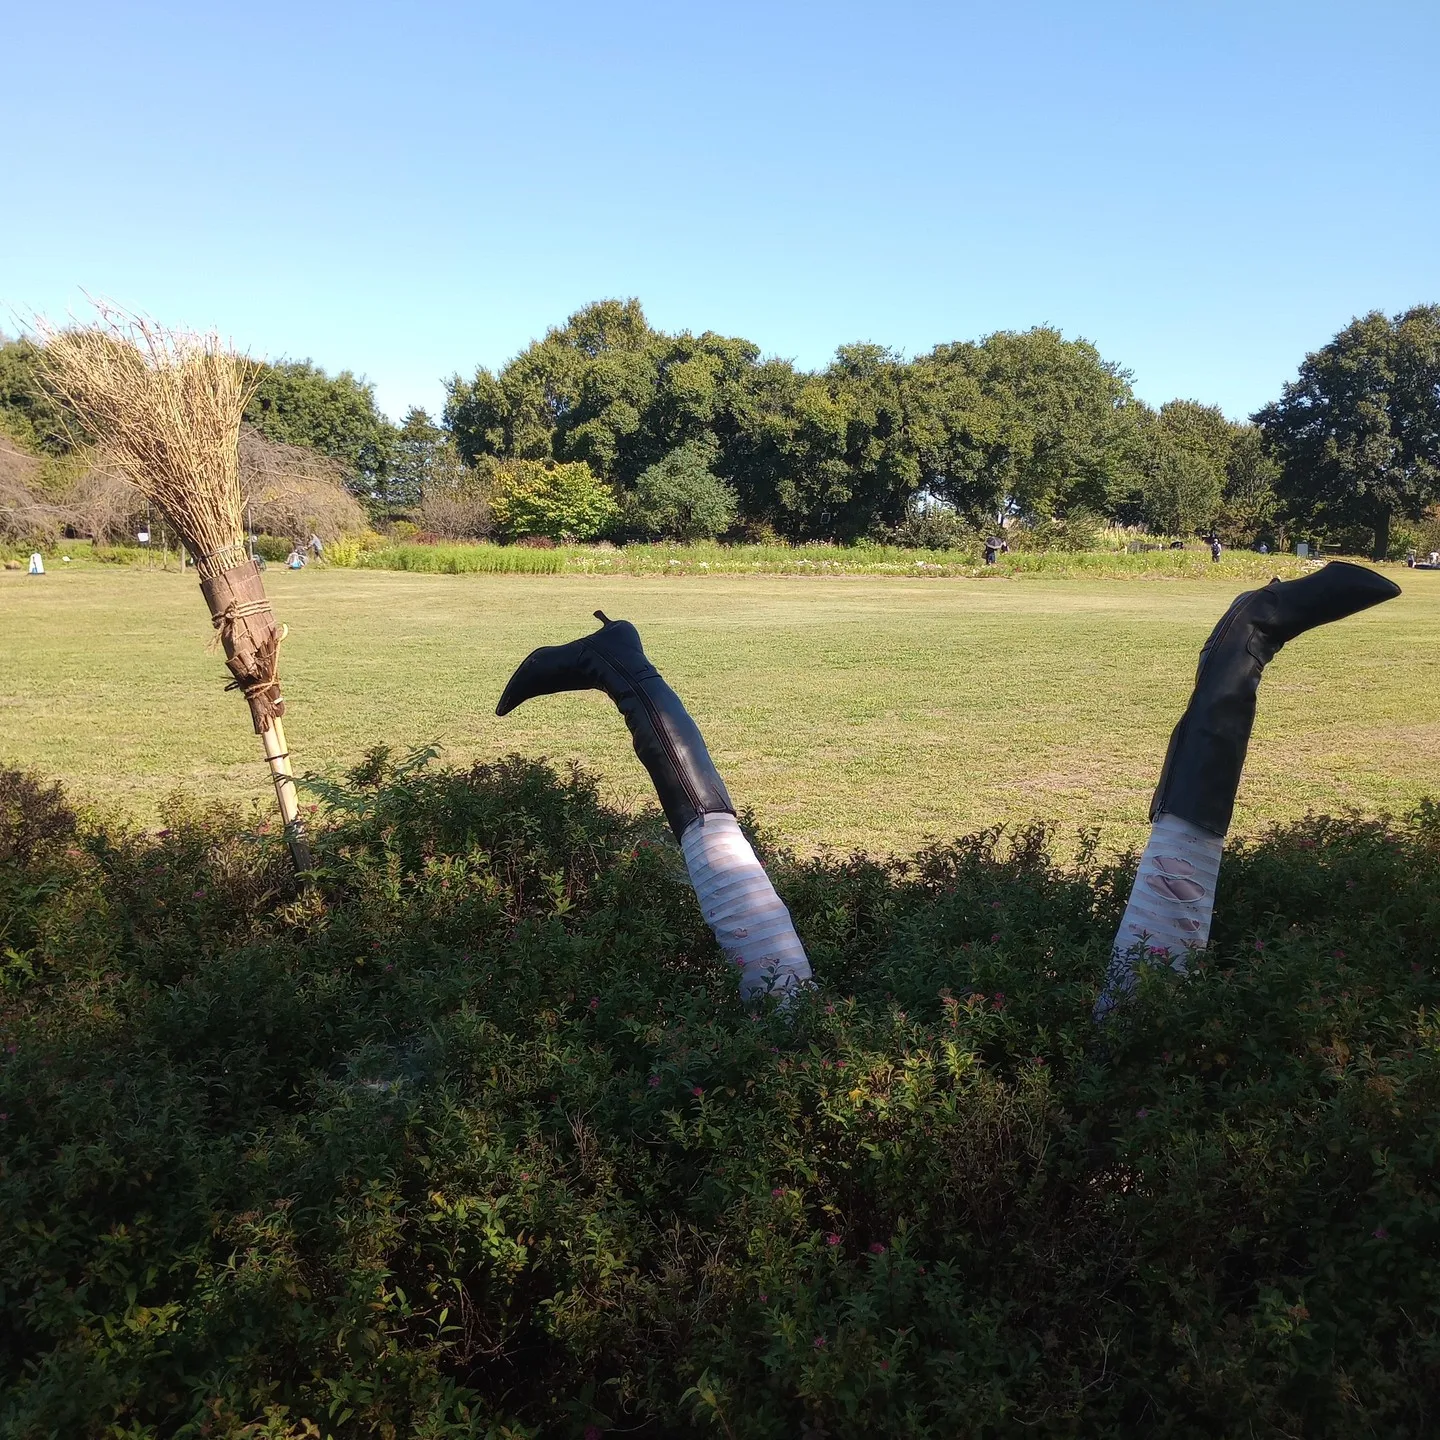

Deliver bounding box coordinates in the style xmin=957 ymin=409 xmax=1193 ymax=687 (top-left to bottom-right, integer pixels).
xmin=488 ymin=458 xmax=619 ymax=542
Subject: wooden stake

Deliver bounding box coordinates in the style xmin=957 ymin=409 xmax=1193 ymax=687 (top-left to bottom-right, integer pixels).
xmin=261 ymin=716 xmax=311 ymax=872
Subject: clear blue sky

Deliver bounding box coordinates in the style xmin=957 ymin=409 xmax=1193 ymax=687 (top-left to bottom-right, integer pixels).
xmin=4 ymin=0 xmax=1436 ymax=423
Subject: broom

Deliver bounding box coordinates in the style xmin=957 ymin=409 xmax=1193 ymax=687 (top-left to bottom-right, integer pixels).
xmin=38 ymin=305 xmax=312 ymax=873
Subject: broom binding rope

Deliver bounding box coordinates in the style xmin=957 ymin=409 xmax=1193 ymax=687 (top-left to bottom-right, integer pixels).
xmin=36 ymin=304 xmax=312 ymax=873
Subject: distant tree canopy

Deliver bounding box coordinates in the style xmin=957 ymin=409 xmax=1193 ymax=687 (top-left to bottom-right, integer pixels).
xmin=389 ymin=406 xmax=460 ymax=509
xmin=244 ymin=360 xmax=396 ymax=504
xmin=1255 ymin=306 xmax=1440 ymax=560
xmin=445 ymin=301 xmax=1168 ymax=541
xmin=0 ymin=337 xmax=71 ymax=455
xmin=8 ymin=301 xmax=1439 ymax=554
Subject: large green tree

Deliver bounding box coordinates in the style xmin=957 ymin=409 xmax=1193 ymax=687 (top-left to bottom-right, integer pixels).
xmin=1140 ymin=401 xmax=1230 ymax=536
xmin=389 ymin=406 xmax=463 ymax=509
xmin=245 ymin=361 xmax=396 ymax=504
xmin=0 ymin=337 xmax=71 ymax=455
xmin=1255 ymin=306 xmax=1440 ymax=559
xmin=916 ymin=328 xmax=1143 ymax=525
xmin=446 ymin=302 xmax=1199 ymax=543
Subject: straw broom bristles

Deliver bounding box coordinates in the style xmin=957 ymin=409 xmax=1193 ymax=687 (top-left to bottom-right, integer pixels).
xmin=36 ymin=306 xmax=253 ymax=570
xmin=36 ymin=304 xmax=311 ymax=872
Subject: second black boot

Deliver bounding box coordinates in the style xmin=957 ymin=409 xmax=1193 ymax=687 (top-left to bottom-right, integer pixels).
xmin=1150 ymin=561 xmax=1401 ymax=836
xmin=496 ymin=612 xmax=735 ymax=840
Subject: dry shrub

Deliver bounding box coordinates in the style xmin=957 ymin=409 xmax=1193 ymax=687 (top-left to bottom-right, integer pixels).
xmin=0 ymin=434 xmax=63 ymax=545
xmin=66 ymin=463 xmax=145 ymax=543
xmin=238 ymin=425 xmax=366 ymax=543
xmin=416 ymin=488 xmax=493 ymax=540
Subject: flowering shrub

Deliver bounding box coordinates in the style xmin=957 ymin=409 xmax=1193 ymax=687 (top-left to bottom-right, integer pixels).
xmin=2 ymin=760 xmax=1439 ymax=1437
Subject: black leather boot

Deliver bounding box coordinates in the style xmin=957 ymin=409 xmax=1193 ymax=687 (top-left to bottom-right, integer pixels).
xmin=1151 ymin=562 xmax=1401 ymax=836
xmin=496 ymin=612 xmax=735 ymax=840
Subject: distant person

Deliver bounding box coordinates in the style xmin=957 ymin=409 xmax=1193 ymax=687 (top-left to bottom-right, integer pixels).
xmin=1430 ymin=551 xmax=1438 ymax=567
xmin=309 ymin=532 xmax=324 ymax=559
xmin=1258 ymin=542 xmax=1269 ymax=556
xmin=983 ymin=536 xmax=1009 ymax=566
xmin=1170 ymin=539 xmax=1184 ymax=549
xmin=286 ymin=547 xmax=307 ymax=570
xmin=28 ymin=551 xmax=44 ymax=575
xmin=1407 ymin=549 xmax=1417 ymax=568
xmin=1210 ymin=538 xmax=1223 ymax=563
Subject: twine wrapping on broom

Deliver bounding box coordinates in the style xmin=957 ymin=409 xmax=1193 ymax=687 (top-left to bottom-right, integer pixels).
xmin=199 ymin=558 xmax=288 ymax=734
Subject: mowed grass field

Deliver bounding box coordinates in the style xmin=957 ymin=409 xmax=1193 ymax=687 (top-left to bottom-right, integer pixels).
xmin=1 ymin=562 xmax=1435 ymax=856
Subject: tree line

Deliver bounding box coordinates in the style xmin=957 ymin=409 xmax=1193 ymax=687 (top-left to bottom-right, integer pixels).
xmin=4 ymin=300 xmax=1437 ymax=557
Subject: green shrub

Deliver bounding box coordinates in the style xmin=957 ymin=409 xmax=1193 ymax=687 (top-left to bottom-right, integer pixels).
xmin=626 ymin=440 xmax=738 ymax=541
xmin=251 ymin=533 xmax=294 ymax=562
xmin=488 ymin=459 xmax=618 ymax=542
xmin=1008 ymin=507 xmax=1106 ymax=553
xmin=886 ymin=503 xmax=978 ymax=552
xmin=4 ymin=764 xmax=1437 ymax=1436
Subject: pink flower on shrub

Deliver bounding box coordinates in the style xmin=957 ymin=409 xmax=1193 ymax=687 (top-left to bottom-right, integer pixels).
xmin=880 ymin=1358 xmax=890 ymax=1371
xmin=813 ymin=1335 xmax=827 ymax=1349
xmin=691 ymin=1085 xmax=704 ymax=1097
xmin=990 ymin=932 xmax=1000 ymax=943
xmin=1136 ymin=1108 xmax=1150 ymax=1119
xmin=588 ymin=997 xmax=599 ymax=1011
xmin=648 ymin=1075 xmax=660 ymax=1087
xmin=772 ymin=1187 xmax=784 ymax=1198
xmin=1334 ymin=949 xmax=1346 ymax=959
xmin=1373 ymin=1226 xmax=1389 ymax=1240
xmin=869 ymin=1242 xmax=886 ymax=1254
xmin=1254 ymin=940 xmax=1265 ymax=951
xmin=825 ymin=1232 xmax=841 ymax=1246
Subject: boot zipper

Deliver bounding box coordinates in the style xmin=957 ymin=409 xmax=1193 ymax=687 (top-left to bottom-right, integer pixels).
xmin=589 ymin=646 xmax=705 ymax=818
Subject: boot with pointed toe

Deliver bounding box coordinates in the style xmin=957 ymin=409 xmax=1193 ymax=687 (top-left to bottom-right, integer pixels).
xmin=496 ymin=611 xmax=735 ymax=840
xmin=1151 ymin=561 xmax=1401 ymax=836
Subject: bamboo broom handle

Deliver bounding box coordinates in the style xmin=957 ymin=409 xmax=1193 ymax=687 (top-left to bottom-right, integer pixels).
xmin=260 ymin=716 xmax=312 ymax=872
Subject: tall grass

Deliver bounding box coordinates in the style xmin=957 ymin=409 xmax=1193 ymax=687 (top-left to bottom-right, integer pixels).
xmin=353 ymin=538 xmax=1323 ymax=582
xmin=357 ymin=541 xmax=567 ymax=574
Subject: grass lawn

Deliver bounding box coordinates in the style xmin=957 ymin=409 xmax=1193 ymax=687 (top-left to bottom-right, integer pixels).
xmin=1 ymin=561 xmax=1433 ymax=856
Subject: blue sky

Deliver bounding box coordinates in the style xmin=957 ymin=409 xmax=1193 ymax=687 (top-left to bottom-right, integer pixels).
xmin=4 ymin=0 xmax=1436 ymax=423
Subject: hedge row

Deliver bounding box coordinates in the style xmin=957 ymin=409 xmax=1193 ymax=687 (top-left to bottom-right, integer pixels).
xmin=1 ymin=756 xmax=1437 ymax=1438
